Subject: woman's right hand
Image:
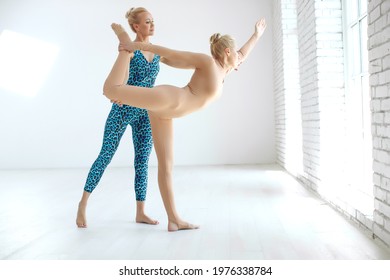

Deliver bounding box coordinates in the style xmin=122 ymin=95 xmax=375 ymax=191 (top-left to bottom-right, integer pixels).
xmin=119 ymin=43 xmax=136 ymax=53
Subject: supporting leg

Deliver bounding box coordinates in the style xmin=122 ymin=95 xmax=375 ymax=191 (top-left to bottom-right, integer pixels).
xmin=149 ymin=113 xmax=199 ymax=231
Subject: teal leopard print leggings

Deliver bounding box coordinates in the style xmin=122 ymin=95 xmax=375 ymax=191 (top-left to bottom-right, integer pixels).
xmin=83 ymin=104 xmax=152 ymax=201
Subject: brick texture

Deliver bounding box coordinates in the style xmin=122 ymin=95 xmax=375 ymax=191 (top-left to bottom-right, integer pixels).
xmin=273 ymin=0 xmax=390 ymax=247
xmin=369 ymin=0 xmax=390 ymax=246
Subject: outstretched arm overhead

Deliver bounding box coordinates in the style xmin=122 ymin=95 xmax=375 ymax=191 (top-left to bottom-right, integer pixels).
xmin=237 ymin=18 xmax=267 ymax=65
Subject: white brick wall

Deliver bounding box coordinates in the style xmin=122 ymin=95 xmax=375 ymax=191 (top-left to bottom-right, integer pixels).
xmin=313 ymin=0 xmax=346 ymax=191
xmin=273 ymin=0 xmax=390 ymax=247
xmin=297 ymin=0 xmax=322 ymax=189
xmin=273 ymin=0 xmax=303 ymax=175
xmin=369 ymin=0 xmax=390 ymax=246
xmin=273 ymin=0 xmax=286 ymax=166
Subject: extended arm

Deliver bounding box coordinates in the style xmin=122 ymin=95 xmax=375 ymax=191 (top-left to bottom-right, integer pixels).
xmin=119 ymin=39 xmax=205 ymax=70
xmin=237 ymin=18 xmax=267 ymax=64
xmin=160 ymin=56 xmax=196 ymax=69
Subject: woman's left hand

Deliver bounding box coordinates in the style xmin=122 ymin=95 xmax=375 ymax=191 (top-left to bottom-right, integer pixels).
xmin=255 ymin=18 xmax=267 ymax=37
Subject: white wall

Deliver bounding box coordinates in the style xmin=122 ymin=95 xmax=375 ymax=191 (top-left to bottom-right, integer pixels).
xmin=0 ymin=0 xmax=274 ymax=169
xmin=368 ymin=0 xmax=390 ymax=247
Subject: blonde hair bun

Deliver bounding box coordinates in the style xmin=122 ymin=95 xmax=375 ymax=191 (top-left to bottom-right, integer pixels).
xmin=210 ymin=33 xmax=222 ymax=45
xmin=125 ymin=7 xmax=135 ymax=20
xmin=209 ymin=33 xmax=236 ymax=67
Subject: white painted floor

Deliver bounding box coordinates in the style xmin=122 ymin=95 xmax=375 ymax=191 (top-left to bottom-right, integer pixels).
xmin=0 ymin=165 xmax=389 ymax=260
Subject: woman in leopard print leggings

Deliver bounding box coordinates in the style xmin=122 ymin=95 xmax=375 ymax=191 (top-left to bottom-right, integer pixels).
xmin=76 ymin=7 xmax=160 ymax=228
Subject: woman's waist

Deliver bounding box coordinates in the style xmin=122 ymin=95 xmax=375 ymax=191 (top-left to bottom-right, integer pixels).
xmin=185 ymin=83 xmax=220 ymax=101
xmin=126 ymin=82 xmax=154 ymax=88
xmin=182 ymin=85 xmax=217 ymax=110
xmin=113 ymin=103 xmax=148 ymax=113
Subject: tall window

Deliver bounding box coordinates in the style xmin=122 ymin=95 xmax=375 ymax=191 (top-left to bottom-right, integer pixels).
xmin=343 ymin=0 xmax=373 ymax=214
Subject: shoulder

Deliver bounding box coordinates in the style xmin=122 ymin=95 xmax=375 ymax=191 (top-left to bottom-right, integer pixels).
xmin=200 ymin=54 xmax=215 ymax=66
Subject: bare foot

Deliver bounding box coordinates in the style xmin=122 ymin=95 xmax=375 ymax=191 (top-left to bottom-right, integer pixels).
xmin=168 ymin=219 xmax=199 ymax=232
xmin=136 ymin=213 xmax=159 ymax=225
xmin=76 ymin=202 xmax=87 ymax=228
xmin=111 ymin=23 xmax=138 ymax=53
xmin=111 ymin=23 xmax=132 ymax=44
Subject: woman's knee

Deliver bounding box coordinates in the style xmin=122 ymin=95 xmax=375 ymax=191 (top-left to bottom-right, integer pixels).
xmin=158 ymin=158 xmax=173 ymax=169
xmin=103 ymin=84 xmax=121 ymax=100
xmin=134 ymin=159 xmax=149 ymax=174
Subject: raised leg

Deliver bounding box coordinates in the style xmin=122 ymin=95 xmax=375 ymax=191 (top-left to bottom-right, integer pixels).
xmin=103 ymin=25 xmax=135 ymax=98
xmin=102 ymin=45 xmax=182 ymax=113
xmin=111 ymin=23 xmax=132 ymax=45
xmin=103 ymin=50 xmax=131 ymax=93
xmin=104 ymin=24 xmax=203 ymax=115
xmin=149 ymin=113 xmax=199 ymax=231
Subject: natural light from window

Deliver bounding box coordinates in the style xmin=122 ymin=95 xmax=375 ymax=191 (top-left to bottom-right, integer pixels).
xmin=342 ymin=0 xmax=373 ymax=215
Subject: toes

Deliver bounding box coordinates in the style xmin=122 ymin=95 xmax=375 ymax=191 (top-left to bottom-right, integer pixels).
xmin=185 ymin=223 xmax=200 ymax=230
xmin=77 ymin=223 xmax=87 ymax=228
xmin=136 ymin=216 xmax=159 ymax=225
xmin=168 ymin=221 xmax=199 ymax=231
